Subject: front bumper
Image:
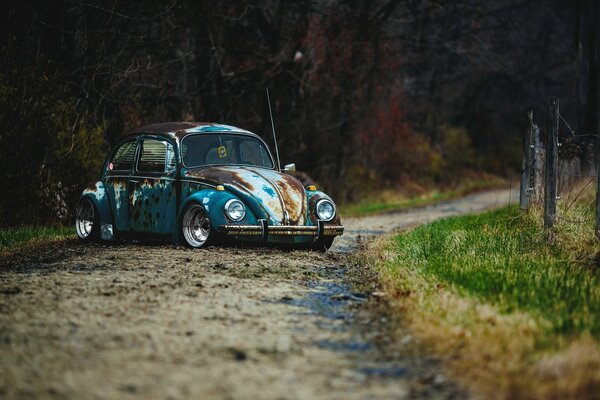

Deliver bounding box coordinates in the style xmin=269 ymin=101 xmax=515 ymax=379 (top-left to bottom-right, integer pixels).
xmin=217 ymin=220 xmax=344 ymax=240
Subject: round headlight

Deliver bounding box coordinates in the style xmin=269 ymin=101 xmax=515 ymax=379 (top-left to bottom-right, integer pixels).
xmin=225 ymin=199 xmax=245 ymax=221
xmin=316 ymin=199 xmax=336 ymax=222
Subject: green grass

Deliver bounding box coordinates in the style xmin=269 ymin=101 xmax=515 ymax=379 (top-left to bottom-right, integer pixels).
xmin=0 ymin=225 xmax=75 ymax=251
xmin=340 ymin=176 xmax=507 ymax=217
xmin=341 ymin=191 xmax=453 ymax=216
xmin=389 ymin=206 xmax=600 ymax=338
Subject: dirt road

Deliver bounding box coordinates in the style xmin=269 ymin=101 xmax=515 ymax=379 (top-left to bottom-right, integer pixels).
xmin=0 ymin=188 xmax=515 ymax=400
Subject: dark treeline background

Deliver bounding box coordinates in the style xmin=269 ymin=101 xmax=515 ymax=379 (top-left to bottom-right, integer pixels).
xmin=1 ymin=0 xmax=598 ymax=226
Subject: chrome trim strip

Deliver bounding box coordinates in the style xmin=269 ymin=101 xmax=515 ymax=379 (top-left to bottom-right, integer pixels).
xmin=179 ymin=179 xmax=216 ymax=188
xmin=130 ymin=176 xmax=176 ymax=181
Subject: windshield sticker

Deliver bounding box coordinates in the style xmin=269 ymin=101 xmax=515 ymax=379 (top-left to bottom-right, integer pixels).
xmin=217 ymin=145 xmax=227 ymax=158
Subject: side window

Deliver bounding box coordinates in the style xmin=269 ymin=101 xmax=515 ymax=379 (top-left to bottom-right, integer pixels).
xmin=137 ymin=140 xmax=176 ymax=173
xmin=110 ymin=141 xmax=137 ymax=172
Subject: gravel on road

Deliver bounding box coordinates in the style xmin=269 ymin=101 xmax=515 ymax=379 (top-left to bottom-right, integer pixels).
xmin=0 ymin=188 xmax=515 ymax=399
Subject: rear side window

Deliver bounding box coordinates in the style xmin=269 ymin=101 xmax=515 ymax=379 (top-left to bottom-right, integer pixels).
xmin=110 ymin=141 xmax=137 ymax=171
xmin=137 ymin=140 xmax=176 ymax=173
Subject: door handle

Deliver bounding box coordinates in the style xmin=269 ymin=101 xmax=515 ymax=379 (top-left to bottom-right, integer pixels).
xmin=130 ymin=179 xmax=139 ymax=184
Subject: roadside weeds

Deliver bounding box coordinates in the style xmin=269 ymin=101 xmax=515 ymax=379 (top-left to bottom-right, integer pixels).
xmin=356 ymin=210 xmax=600 ymax=400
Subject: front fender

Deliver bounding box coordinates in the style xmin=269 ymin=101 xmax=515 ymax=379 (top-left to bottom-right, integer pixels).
xmin=80 ymin=181 xmax=113 ymax=239
xmin=174 ymin=189 xmax=260 ymax=243
xmin=306 ymin=189 xmax=341 ymax=225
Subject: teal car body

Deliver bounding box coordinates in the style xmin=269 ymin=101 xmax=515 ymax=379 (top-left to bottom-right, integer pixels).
xmin=75 ymin=122 xmax=344 ymax=250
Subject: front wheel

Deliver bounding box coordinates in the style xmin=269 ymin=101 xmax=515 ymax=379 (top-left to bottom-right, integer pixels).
xmin=75 ymin=197 xmax=100 ymax=241
xmin=181 ymin=204 xmax=212 ymax=248
xmin=312 ymin=237 xmax=334 ymax=252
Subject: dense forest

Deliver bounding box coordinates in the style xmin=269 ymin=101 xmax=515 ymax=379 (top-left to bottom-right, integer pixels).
xmin=1 ymin=0 xmax=598 ymax=226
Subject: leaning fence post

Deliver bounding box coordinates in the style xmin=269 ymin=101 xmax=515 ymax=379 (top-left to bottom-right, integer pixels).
xmin=544 ymin=97 xmax=559 ymax=233
xmin=520 ymin=110 xmax=532 ymax=210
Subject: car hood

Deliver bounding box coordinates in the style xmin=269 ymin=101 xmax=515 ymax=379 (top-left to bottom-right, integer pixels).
xmin=185 ymin=166 xmax=307 ymax=225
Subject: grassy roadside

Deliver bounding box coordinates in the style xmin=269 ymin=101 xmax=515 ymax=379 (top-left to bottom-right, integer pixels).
xmin=359 ymin=205 xmax=600 ymax=399
xmin=0 ymin=226 xmax=75 ymax=254
xmin=340 ymin=175 xmax=507 ymax=217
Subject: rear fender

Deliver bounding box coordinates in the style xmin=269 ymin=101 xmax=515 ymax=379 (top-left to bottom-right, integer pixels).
xmin=80 ymin=181 xmax=113 ymax=240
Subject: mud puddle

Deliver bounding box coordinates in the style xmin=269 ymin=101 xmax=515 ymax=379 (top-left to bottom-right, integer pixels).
xmin=283 ymin=265 xmax=463 ymax=399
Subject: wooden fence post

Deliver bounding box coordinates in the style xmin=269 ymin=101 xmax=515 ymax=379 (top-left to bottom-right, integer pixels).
xmin=520 ymin=110 xmax=532 ymax=210
xmin=544 ymin=97 xmax=559 ymax=232
xmin=532 ymin=122 xmax=543 ymax=202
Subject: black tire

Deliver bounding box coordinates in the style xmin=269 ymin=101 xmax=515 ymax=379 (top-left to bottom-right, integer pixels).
xmin=312 ymin=237 xmax=334 ymax=252
xmin=180 ymin=203 xmax=212 ymax=248
xmin=75 ymin=197 xmax=100 ymax=241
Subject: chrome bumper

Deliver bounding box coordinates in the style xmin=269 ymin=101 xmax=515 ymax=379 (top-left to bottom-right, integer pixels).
xmin=217 ymin=220 xmax=344 ymax=239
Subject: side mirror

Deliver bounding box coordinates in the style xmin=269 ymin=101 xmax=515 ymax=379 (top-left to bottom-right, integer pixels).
xmin=283 ymin=163 xmax=296 ymax=173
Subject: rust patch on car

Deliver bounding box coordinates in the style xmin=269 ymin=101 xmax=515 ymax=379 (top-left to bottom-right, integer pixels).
xmin=186 ymin=166 xmax=310 ymax=224
xmin=278 ymin=173 xmax=307 ymax=225
xmin=187 ymin=167 xmax=256 ymax=191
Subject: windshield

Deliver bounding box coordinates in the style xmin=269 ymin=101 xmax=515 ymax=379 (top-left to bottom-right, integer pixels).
xmin=181 ymin=133 xmax=274 ymax=169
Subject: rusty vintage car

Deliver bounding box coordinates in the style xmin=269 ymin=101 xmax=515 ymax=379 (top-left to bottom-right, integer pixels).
xmin=75 ymin=122 xmax=344 ymax=250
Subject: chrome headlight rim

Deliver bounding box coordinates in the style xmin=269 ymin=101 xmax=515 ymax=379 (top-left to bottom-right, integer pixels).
xmin=224 ymin=199 xmax=246 ymax=222
xmin=316 ymin=198 xmax=336 ymax=222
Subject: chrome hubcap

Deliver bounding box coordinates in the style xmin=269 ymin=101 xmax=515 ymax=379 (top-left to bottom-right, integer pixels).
xmin=182 ymin=205 xmax=210 ymax=248
xmin=75 ymin=199 xmax=94 ymax=239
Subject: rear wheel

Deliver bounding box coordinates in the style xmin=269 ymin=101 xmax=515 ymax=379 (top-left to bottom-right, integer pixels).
xmin=312 ymin=237 xmax=334 ymax=252
xmin=181 ymin=204 xmax=212 ymax=248
xmin=75 ymin=197 xmax=99 ymax=241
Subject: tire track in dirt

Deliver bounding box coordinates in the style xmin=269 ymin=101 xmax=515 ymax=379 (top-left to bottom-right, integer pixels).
xmin=0 ymin=188 xmax=515 ymax=399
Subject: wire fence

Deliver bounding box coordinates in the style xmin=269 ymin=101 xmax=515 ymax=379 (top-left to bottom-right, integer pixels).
xmin=520 ymin=97 xmax=599 ymax=241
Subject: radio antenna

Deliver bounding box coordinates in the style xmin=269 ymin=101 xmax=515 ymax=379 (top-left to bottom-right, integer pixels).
xmin=266 ymin=88 xmax=281 ymax=172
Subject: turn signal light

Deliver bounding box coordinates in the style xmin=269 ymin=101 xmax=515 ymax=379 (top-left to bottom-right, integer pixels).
xmin=307 ymin=185 xmax=317 ymax=191
xmin=216 ymin=185 xmax=225 ymax=191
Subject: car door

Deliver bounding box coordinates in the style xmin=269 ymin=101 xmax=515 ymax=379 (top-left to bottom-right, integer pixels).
xmin=103 ymin=138 xmax=138 ymax=233
xmin=129 ymin=137 xmax=178 ymax=235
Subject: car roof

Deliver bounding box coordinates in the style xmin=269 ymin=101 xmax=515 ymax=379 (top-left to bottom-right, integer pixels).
xmin=128 ymin=122 xmax=256 ymax=140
